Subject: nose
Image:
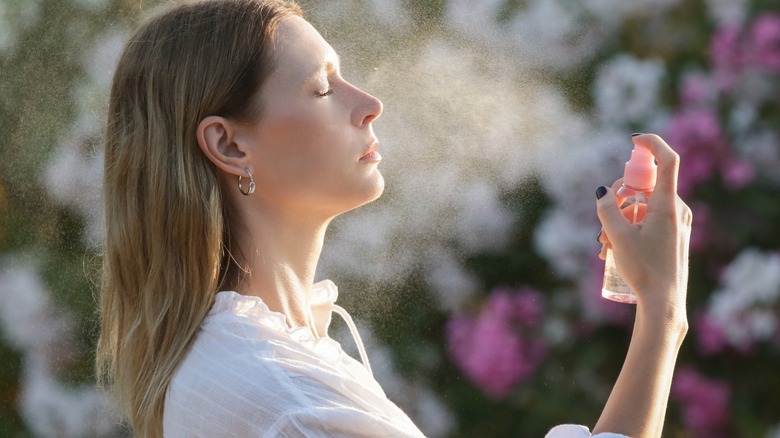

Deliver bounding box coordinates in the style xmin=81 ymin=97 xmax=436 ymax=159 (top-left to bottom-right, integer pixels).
xmin=351 ymin=87 xmax=383 ymax=127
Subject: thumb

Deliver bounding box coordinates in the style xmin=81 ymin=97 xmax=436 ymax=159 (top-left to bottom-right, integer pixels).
xmin=596 ymin=186 xmax=633 ymax=247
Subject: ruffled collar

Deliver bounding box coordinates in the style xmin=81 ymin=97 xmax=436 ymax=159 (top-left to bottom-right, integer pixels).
xmin=209 ymin=280 xmax=373 ymax=375
xmin=210 ymin=279 xmax=338 ymax=339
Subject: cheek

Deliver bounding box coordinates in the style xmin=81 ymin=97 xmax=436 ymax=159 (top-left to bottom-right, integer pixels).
xmin=254 ymin=110 xmax=346 ymax=190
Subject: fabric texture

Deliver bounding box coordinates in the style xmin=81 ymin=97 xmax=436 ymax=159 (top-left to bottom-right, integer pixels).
xmin=163 ymin=280 xmax=628 ymax=437
xmin=546 ymin=424 xmax=629 ymax=438
xmin=163 ymin=280 xmax=423 ymax=437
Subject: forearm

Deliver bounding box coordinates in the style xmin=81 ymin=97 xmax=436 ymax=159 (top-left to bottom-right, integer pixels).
xmin=592 ymin=303 xmax=688 ymax=437
xmin=591 ymin=134 xmax=691 ymax=437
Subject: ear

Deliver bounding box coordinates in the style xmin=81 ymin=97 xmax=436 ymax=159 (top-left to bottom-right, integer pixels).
xmin=197 ymin=116 xmax=252 ymax=177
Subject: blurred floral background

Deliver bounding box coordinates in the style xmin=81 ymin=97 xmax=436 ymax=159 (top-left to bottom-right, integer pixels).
xmin=1 ymin=0 xmax=779 ymax=436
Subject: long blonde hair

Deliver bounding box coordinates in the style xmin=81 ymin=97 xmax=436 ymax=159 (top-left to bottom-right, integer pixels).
xmin=96 ymin=1 xmax=302 ymax=436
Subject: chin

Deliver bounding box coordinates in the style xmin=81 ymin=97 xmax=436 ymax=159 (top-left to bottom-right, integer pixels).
xmin=367 ymin=172 xmax=385 ymax=201
xmin=357 ymin=172 xmax=385 ymax=207
xmin=340 ymin=172 xmax=385 ymax=214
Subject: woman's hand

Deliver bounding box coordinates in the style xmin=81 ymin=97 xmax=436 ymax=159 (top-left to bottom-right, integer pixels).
xmin=596 ymin=133 xmax=692 ymax=322
xmin=592 ymin=133 xmax=692 ymax=438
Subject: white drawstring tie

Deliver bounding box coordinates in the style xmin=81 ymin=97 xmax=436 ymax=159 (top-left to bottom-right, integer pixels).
xmin=330 ymin=304 xmax=373 ymax=377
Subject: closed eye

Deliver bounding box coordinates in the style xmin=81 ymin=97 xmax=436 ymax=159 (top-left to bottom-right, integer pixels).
xmin=315 ymin=89 xmax=334 ymax=98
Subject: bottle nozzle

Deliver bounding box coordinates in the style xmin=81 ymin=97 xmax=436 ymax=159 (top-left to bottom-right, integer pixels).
xmin=623 ymin=141 xmax=657 ymax=190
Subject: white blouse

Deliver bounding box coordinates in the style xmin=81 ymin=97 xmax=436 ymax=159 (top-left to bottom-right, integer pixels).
xmin=163 ymin=280 xmax=627 ymax=438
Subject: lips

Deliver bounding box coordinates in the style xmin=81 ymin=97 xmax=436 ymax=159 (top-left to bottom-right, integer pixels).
xmin=359 ymin=141 xmax=381 ymax=163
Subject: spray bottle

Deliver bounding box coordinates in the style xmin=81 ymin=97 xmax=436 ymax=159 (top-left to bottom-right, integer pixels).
xmin=602 ymin=138 xmax=657 ymax=304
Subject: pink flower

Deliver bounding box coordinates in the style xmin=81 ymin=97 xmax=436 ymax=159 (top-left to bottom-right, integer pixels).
xmin=446 ymin=287 xmax=548 ymax=399
xmin=488 ymin=287 xmax=544 ymax=329
xmin=710 ymin=25 xmax=743 ymax=90
xmin=694 ymin=312 xmax=728 ymax=355
xmin=672 ymin=367 xmax=732 ymax=438
xmin=665 ymin=110 xmax=730 ymax=196
xmin=680 ymin=71 xmax=719 ymax=108
xmin=709 ymin=14 xmax=780 ymax=89
xmin=744 ymin=13 xmax=780 ymax=73
xmin=721 ymin=157 xmax=755 ymax=190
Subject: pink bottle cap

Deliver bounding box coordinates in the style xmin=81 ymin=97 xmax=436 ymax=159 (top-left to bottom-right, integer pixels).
xmin=623 ymin=140 xmax=657 ymax=190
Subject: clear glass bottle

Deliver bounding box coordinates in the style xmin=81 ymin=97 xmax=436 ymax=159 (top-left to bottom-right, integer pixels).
xmin=602 ymin=141 xmax=657 ymax=304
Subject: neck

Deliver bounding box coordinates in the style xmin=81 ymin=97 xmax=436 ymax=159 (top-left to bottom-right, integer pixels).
xmin=230 ymin=203 xmax=330 ymax=333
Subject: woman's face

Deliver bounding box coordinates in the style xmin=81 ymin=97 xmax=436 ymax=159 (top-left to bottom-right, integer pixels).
xmin=243 ymin=16 xmax=384 ymax=220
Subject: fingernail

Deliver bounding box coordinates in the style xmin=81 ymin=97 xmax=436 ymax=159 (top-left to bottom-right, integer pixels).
xmin=596 ymin=230 xmax=602 ymax=242
xmin=631 ymin=132 xmax=643 ymax=137
xmin=596 ymin=186 xmax=608 ymax=199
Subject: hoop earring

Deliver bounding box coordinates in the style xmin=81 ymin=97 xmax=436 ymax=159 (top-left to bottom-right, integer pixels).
xmin=238 ymin=169 xmax=255 ymax=196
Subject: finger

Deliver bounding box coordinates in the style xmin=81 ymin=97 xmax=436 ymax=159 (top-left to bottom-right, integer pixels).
xmin=597 ymin=229 xmax=611 ymax=246
xmin=596 ymin=186 xmax=633 ymax=248
xmin=631 ymin=133 xmax=680 ymax=202
xmin=597 ymin=228 xmax=612 ymax=261
xmin=678 ymin=196 xmax=693 ymax=227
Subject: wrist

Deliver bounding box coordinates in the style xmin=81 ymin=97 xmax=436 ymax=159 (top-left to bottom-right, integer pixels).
xmin=635 ymin=295 xmax=689 ymax=346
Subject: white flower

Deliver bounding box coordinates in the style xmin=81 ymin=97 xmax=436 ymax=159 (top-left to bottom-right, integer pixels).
xmin=0 ymin=0 xmax=43 ymax=52
xmin=733 ymin=70 xmax=778 ymax=109
xmin=21 ymin=361 xmax=119 ymax=438
xmin=543 ymin=315 xmax=571 ymax=346
xmin=82 ymin=29 xmax=128 ymax=88
xmin=447 ymin=0 xmax=679 ymax=70
xmin=366 ymin=0 xmax=411 ymax=29
xmin=447 ymin=0 xmax=604 ymax=69
xmin=736 ymin=129 xmax=780 ymax=186
xmin=534 ymin=208 xmax=592 ymax=279
xmin=749 ymin=309 xmax=778 ymax=341
xmin=533 ymin=128 xmax=630 ymax=280
xmin=45 ymin=29 xmax=128 ymax=247
xmin=721 ymin=249 xmax=780 ymax=304
xmin=0 ymin=259 xmax=72 ymax=351
xmin=704 ymin=0 xmax=748 ymax=26
xmin=0 ymin=260 xmax=120 ymax=437
xmin=584 ymin=0 xmax=681 ymax=26
xmin=455 ymin=181 xmax=514 ymax=252
xmin=45 ymin=130 xmax=105 ymax=247
xmin=446 ymin=0 xmax=504 ymax=41
xmin=705 ymin=248 xmax=780 ymax=346
xmin=767 ymin=421 xmax=780 ymax=438
xmin=425 ymin=247 xmax=480 ymax=313
xmin=594 ymin=55 xmax=666 ymax=126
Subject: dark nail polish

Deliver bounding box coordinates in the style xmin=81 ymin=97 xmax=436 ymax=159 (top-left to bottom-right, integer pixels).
xmin=631 ymin=132 xmax=643 ymax=137
xmin=596 ymin=230 xmax=602 ymax=242
xmin=596 ymin=186 xmax=608 ymax=199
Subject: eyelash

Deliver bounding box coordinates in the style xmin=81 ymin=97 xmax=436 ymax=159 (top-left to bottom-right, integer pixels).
xmin=315 ymin=88 xmax=334 ymax=98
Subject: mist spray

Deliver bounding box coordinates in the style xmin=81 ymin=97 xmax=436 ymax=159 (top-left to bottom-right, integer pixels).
xmin=602 ymin=138 xmax=657 ymax=304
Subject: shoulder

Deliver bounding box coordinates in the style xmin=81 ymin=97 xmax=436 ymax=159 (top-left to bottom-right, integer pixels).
xmin=163 ymin=291 xmax=424 ymax=437
xmin=163 ymin=313 xmax=314 ymax=436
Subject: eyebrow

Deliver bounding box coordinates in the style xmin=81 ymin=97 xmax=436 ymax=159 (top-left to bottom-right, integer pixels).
xmin=306 ymin=52 xmax=341 ymax=83
xmin=324 ymin=52 xmax=341 ymax=72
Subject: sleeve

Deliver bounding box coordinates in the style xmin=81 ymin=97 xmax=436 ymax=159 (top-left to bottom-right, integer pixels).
xmin=266 ymin=405 xmax=425 ymax=438
xmin=545 ymin=424 xmax=629 ymax=438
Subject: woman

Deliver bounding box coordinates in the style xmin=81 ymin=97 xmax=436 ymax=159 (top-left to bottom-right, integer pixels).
xmin=96 ymin=0 xmax=692 ymax=437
